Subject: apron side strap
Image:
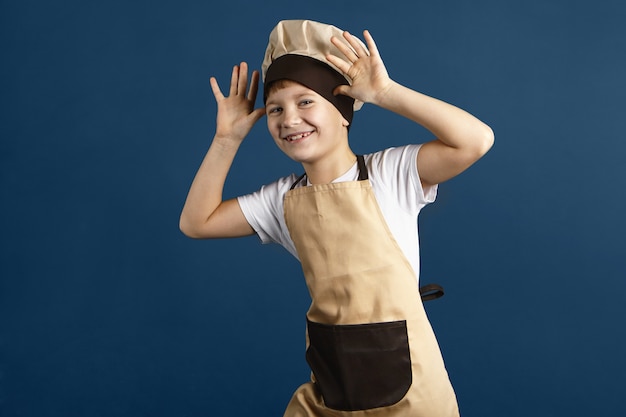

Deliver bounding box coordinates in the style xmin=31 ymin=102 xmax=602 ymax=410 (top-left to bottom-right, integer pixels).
xmin=419 ymin=283 xmax=445 ymax=302
xmin=356 ymin=155 xmax=368 ymax=181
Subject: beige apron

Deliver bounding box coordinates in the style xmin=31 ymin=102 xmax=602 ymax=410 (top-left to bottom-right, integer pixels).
xmin=282 ymin=156 xmax=459 ymax=417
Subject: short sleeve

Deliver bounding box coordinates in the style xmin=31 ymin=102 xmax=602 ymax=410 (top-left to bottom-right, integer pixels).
xmin=368 ymin=144 xmax=438 ymax=215
xmin=236 ymin=174 xmax=300 ymax=258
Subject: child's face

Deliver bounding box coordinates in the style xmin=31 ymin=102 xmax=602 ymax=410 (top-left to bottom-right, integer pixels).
xmin=265 ymin=80 xmax=350 ymax=165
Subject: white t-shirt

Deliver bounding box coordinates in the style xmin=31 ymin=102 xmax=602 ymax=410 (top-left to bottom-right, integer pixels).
xmin=237 ymin=144 xmax=437 ymax=281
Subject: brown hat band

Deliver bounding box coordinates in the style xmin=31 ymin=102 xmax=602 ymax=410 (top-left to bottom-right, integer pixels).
xmin=263 ymin=54 xmax=355 ymax=125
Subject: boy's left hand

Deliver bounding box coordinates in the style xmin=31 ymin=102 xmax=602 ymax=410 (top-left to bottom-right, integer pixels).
xmin=327 ymin=30 xmax=393 ymax=106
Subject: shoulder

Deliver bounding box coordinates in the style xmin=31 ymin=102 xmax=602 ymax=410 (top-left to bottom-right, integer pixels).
xmin=364 ymin=144 xmax=422 ymax=180
xmin=238 ymin=173 xmax=300 ymax=212
xmin=364 ymin=144 xmax=437 ymax=209
xmin=236 ymin=172 xmax=301 ymax=246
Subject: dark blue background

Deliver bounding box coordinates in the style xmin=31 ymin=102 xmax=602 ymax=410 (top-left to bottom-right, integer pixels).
xmin=2 ymin=0 xmax=625 ymax=416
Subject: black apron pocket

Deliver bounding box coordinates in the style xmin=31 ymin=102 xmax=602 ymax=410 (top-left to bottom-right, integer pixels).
xmin=305 ymin=319 xmax=412 ymax=411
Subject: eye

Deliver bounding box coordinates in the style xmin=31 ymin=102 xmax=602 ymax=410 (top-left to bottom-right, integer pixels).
xmin=267 ymin=106 xmax=282 ymax=115
xmin=299 ymin=99 xmax=314 ymax=106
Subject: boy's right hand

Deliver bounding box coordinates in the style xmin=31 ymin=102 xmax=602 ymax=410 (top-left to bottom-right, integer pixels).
xmin=210 ymin=62 xmax=265 ymax=144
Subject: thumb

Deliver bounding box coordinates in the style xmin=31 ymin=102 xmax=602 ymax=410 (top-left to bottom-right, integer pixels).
xmin=248 ymin=107 xmax=266 ymax=123
xmin=333 ymin=85 xmax=351 ymax=97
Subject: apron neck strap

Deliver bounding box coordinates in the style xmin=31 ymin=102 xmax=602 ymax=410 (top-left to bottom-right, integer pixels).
xmin=290 ymin=173 xmax=307 ymax=190
xmin=290 ymin=155 xmax=368 ymax=190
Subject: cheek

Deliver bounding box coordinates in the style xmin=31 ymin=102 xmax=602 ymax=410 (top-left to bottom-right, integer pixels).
xmin=266 ymin=121 xmax=283 ymax=147
xmin=267 ymin=118 xmax=279 ymax=137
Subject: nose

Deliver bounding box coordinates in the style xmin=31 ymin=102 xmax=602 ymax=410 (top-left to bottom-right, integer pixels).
xmin=281 ymin=106 xmax=301 ymax=128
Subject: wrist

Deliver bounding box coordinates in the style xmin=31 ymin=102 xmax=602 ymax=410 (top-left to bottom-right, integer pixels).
xmin=212 ymin=134 xmax=244 ymax=152
xmin=371 ymin=79 xmax=399 ymax=108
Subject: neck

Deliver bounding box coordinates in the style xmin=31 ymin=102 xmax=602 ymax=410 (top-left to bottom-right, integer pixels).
xmin=303 ymin=147 xmax=357 ymax=184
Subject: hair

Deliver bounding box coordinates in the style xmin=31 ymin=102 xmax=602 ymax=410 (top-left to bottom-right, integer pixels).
xmin=264 ymin=79 xmax=294 ymax=98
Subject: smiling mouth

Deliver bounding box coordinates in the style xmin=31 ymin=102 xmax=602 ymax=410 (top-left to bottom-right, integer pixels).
xmin=283 ymin=131 xmax=314 ymax=142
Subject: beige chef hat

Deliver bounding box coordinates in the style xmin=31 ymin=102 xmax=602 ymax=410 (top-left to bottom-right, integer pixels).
xmin=261 ymin=19 xmax=364 ymax=125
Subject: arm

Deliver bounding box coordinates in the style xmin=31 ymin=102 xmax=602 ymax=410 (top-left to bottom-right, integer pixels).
xmin=179 ymin=62 xmax=266 ymax=239
xmin=327 ymin=30 xmax=494 ymax=187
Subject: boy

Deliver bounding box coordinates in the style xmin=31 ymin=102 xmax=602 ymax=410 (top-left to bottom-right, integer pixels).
xmin=180 ymin=20 xmax=493 ymax=417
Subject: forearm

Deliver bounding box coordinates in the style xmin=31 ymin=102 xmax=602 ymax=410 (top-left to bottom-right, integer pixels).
xmin=374 ymin=81 xmax=493 ymax=153
xmin=179 ymin=136 xmax=241 ymax=235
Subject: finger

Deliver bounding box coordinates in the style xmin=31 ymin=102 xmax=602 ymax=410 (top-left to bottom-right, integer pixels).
xmin=325 ymin=53 xmax=351 ymax=75
xmin=237 ymin=62 xmax=249 ymax=96
xmin=331 ymin=35 xmax=359 ymax=63
xmin=247 ymin=70 xmax=260 ymax=102
xmin=228 ymin=64 xmax=239 ymax=96
xmin=342 ymin=31 xmax=370 ymax=58
xmin=210 ymin=77 xmax=224 ymax=101
xmin=362 ymin=30 xmax=380 ymax=57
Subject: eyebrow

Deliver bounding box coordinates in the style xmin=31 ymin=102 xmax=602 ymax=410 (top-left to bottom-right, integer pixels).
xmin=266 ymin=91 xmax=317 ymax=105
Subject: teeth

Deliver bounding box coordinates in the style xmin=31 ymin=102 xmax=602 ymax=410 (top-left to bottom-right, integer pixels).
xmin=285 ymin=132 xmax=310 ymax=141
